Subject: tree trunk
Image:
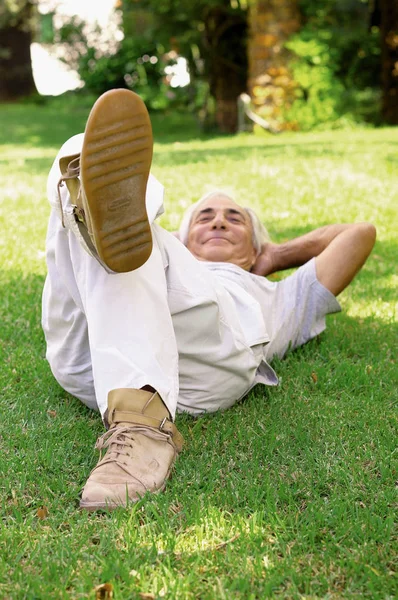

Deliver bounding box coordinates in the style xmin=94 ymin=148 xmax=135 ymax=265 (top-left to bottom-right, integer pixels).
xmin=247 ymin=0 xmax=300 ymax=129
xmin=0 ymin=2 xmax=37 ymax=102
xmin=380 ymin=0 xmax=398 ymax=124
xmin=211 ymin=73 xmax=244 ymax=133
xmin=204 ymin=5 xmax=248 ymax=134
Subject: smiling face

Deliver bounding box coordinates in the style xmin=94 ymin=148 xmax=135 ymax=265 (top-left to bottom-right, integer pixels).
xmin=186 ymin=194 xmax=257 ymax=271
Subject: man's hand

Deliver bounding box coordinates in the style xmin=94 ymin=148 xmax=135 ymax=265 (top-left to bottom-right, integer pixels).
xmin=251 ymin=242 xmax=278 ymax=277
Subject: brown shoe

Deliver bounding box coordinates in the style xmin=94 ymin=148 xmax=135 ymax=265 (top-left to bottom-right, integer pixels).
xmin=80 ymin=389 xmax=183 ymax=511
xmin=58 ymin=89 xmax=154 ymax=273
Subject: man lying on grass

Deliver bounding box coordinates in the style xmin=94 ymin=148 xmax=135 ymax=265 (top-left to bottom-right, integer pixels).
xmin=42 ymin=89 xmax=376 ymax=511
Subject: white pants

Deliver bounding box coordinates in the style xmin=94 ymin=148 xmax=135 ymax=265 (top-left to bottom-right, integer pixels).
xmin=42 ymin=136 xmax=265 ymax=418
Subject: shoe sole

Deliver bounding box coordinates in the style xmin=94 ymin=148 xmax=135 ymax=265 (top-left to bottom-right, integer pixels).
xmin=80 ymin=89 xmax=153 ymax=273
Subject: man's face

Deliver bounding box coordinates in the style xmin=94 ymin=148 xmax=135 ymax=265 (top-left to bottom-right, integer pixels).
xmin=186 ymin=194 xmax=257 ymax=271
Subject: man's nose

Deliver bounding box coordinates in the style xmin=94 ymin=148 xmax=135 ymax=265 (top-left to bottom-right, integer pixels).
xmin=211 ymin=213 xmax=227 ymax=228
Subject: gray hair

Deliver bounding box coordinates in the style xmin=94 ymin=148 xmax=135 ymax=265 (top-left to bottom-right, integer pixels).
xmin=178 ymin=190 xmax=270 ymax=256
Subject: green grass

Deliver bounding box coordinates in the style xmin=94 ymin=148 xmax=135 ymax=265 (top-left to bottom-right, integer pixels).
xmin=0 ymin=98 xmax=397 ymax=599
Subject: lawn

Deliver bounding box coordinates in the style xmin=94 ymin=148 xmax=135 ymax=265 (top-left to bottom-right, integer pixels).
xmin=0 ymin=97 xmax=397 ymax=599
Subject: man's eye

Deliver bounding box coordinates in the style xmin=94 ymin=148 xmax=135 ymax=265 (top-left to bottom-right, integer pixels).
xmin=229 ymin=217 xmax=242 ymax=223
xmin=198 ymin=216 xmax=211 ymax=223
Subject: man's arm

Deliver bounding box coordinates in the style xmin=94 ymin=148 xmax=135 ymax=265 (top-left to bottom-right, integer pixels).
xmin=251 ymin=223 xmax=376 ymax=296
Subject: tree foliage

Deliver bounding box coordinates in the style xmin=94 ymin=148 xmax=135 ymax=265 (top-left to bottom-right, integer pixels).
xmin=3 ymin=0 xmax=390 ymax=128
xmin=283 ymin=0 xmax=382 ymax=128
xmin=54 ymin=14 xmax=175 ymax=110
xmin=122 ymin=0 xmax=249 ymax=132
xmin=121 ymin=0 xmax=390 ymax=130
xmin=0 ymin=0 xmax=33 ymax=27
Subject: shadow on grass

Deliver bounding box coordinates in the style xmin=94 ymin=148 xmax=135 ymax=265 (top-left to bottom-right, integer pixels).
xmin=0 ymin=156 xmax=56 ymax=173
xmin=2 ymin=99 xmax=397 ymax=156
xmin=0 ymin=100 xmax=212 ymax=148
xmin=0 ymin=103 xmax=88 ymax=149
xmin=155 ymin=140 xmax=398 ymax=169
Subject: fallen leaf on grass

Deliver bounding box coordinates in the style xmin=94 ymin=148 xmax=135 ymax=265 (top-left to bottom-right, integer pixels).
xmin=171 ymin=532 xmax=241 ymax=559
xmin=94 ymin=583 xmax=113 ymax=599
xmin=311 ymin=372 xmax=318 ymax=383
xmin=263 ymin=555 xmax=271 ymax=568
xmin=169 ymin=502 xmax=183 ymax=515
xmin=138 ymin=594 xmax=155 ymax=600
xmin=47 ymin=410 xmax=57 ymax=418
xmin=37 ymin=507 xmax=48 ymax=519
xmin=212 ymin=532 xmax=240 ymax=551
xmin=129 ymin=569 xmax=140 ymax=579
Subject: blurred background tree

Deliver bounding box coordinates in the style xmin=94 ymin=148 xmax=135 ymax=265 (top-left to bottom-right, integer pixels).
xmin=247 ymin=0 xmax=301 ymax=131
xmin=121 ymin=0 xmax=249 ymax=133
xmin=51 ymin=11 xmax=172 ymax=111
xmin=1 ymin=0 xmax=396 ymax=129
xmin=282 ymin=0 xmax=383 ymax=129
xmin=378 ymin=0 xmax=398 ymax=124
xmin=115 ymin=0 xmax=396 ymax=130
xmin=0 ymin=0 xmax=38 ymax=100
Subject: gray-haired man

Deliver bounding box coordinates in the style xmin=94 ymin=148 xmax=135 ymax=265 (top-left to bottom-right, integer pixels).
xmin=43 ymin=89 xmax=376 ymax=510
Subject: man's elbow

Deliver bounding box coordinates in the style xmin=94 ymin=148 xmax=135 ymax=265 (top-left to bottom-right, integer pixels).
xmin=359 ymin=222 xmax=377 ymax=248
xmin=354 ymin=222 xmax=377 ymax=260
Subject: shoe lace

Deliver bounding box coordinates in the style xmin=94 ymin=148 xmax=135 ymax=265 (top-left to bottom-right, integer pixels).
xmin=57 ymin=156 xmax=81 ymax=228
xmin=94 ymin=425 xmax=171 ymax=481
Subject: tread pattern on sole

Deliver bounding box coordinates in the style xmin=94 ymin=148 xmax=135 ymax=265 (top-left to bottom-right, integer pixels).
xmin=85 ymin=160 xmax=148 ymax=192
xmin=81 ymin=91 xmax=154 ymax=272
xmin=100 ymin=218 xmax=149 ymax=245
xmin=84 ymin=133 xmax=151 ymax=167
xmin=101 ymin=224 xmax=152 ymax=261
xmin=87 ymin=113 xmax=148 ymax=139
